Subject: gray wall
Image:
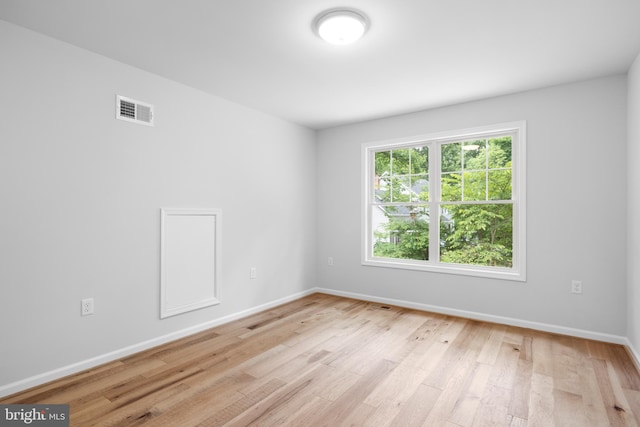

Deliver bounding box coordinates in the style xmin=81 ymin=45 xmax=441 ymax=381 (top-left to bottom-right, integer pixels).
xmin=317 ymin=75 xmax=628 ymax=337
xmin=0 ymin=20 xmax=317 ymax=388
xmin=628 ymin=53 xmax=640 ymax=353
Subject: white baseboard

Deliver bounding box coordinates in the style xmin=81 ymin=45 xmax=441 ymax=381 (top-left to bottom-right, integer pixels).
xmin=0 ymin=289 xmax=316 ymax=399
xmin=313 ymin=287 xmax=630 ymax=345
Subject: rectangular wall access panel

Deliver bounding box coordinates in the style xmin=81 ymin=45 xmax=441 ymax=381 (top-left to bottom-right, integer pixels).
xmin=160 ymin=208 xmax=221 ymax=318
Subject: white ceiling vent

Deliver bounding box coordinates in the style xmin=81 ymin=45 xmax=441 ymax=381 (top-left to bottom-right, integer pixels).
xmin=116 ymin=95 xmax=154 ymax=126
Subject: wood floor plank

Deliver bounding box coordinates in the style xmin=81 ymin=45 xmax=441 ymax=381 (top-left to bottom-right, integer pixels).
xmin=509 ymin=415 xmax=528 ymax=426
xmin=364 ymin=363 xmax=428 ymax=407
xmin=576 ymin=344 xmax=611 ymax=426
xmin=610 ymin=345 xmax=640 ymax=391
xmin=3 ymin=293 xmax=640 ymax=426
xmin=551 ymin=335 xmax=582 ymax=395
xmin=486 ymin=342 xmax=521 ymax=391
xmin=362 ymin=399 xmax=401 ymax=427
xmin=148 ymin=374 xmax=258 ymax=426
xmin=388 ymin=384 xmax=442 ymax=427
xmin=625 ymin=389 xmax=640 ymax=425
xmin=526 ymin=373 xmax=555 ymax=427
xmin=552 ymin=389 xmax=589 ymax=427
xmin=592 ymin=358 xmax=639 ymax=427
xmin=306 ymin=366 xmax=361 ymax=402
xmin=448 ymin=362 xmax=492 ymax=426
xmin=508 ymin=357 xmax=533 ymax=419
xmin=423 ymin=349 xmax=478 ymax=425
xmin=471 ymin=383 xmax=512 ymax=427
xmin=224 ymin=364 xmax=338 ymax=426
xmin=267 ymin=350 xmax=334 ymax=384
xmin=198 ymin=378 xmax=287 ymax=426
xmin=281 ymin=395 xmax=333 ymax=427
xmin=531 ymin=331 xmax=554 ymax=377
xmin=476 ymin=324 xmax=507 ymax=365
xmin=303 ymin=359 xmax=398 ymax=426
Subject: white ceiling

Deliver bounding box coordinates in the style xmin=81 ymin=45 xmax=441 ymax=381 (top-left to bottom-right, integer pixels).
xmin=2 ymin=0 xmax=640 ymax=130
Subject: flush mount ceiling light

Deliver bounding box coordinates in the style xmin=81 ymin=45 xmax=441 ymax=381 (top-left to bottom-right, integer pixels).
xmin=314 ymin=9 xmax=368 ymax=45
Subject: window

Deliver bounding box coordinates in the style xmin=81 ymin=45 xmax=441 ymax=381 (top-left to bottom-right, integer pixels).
xmin=362 ymin=122 xmax=526 ymax=281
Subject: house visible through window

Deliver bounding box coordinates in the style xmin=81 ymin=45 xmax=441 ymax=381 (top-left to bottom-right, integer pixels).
xmin=362 ymin=122 xmax=526 ymax=281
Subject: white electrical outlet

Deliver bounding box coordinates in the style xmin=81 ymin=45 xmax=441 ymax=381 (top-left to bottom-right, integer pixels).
xmin=250 ymin=267 xmax=257 ymax=279
xmin=81 ymin=298 xmax=94 ymax=316
xmin=328 ymin=257 xmax=334 ymax=266
xmin=571 ymin=280 xmax=583 ymax=294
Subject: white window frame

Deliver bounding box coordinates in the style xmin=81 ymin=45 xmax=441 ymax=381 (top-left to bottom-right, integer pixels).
xmin=361 ymin=121 xmax=526 ymax=281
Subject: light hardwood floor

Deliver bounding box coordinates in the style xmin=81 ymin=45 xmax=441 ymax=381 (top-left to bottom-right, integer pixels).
xmin=3 ymin=293 xmax=640 ymax=426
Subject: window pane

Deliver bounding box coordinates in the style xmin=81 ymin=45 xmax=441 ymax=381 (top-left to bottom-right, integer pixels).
xmin=440 ymin=204 xmax=513 ymax=267
xmin=488 ymin=169 xmax=512 ymax=200
xmin=441 ymin=142 xmax=461 ymax=172
xmin=392 ymin=149 xmax=410 ymax=175
xmin=411 ymin=175 xmax=429 ymax=202
xmin=463 ymin=171 xmax=487 ymax=201
xmin=391 ymin=176 xmax=412 ymax=202
xmin=410 ymin=146 xmax=429 ymax=174
xmin=441 ymin=173 xmax=462 ymax=201
xmin=375 ymin=173 xmax=391 ymax=203
xmin=463 ymin=139 xmax=486 ymax=169
xmin=373 ymin=205 xmax=429 ymax=261
xmin=488 ymin=137 xmax=512 ymax=168
xmin=375 ymin=151 xmax=391 ymax=176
